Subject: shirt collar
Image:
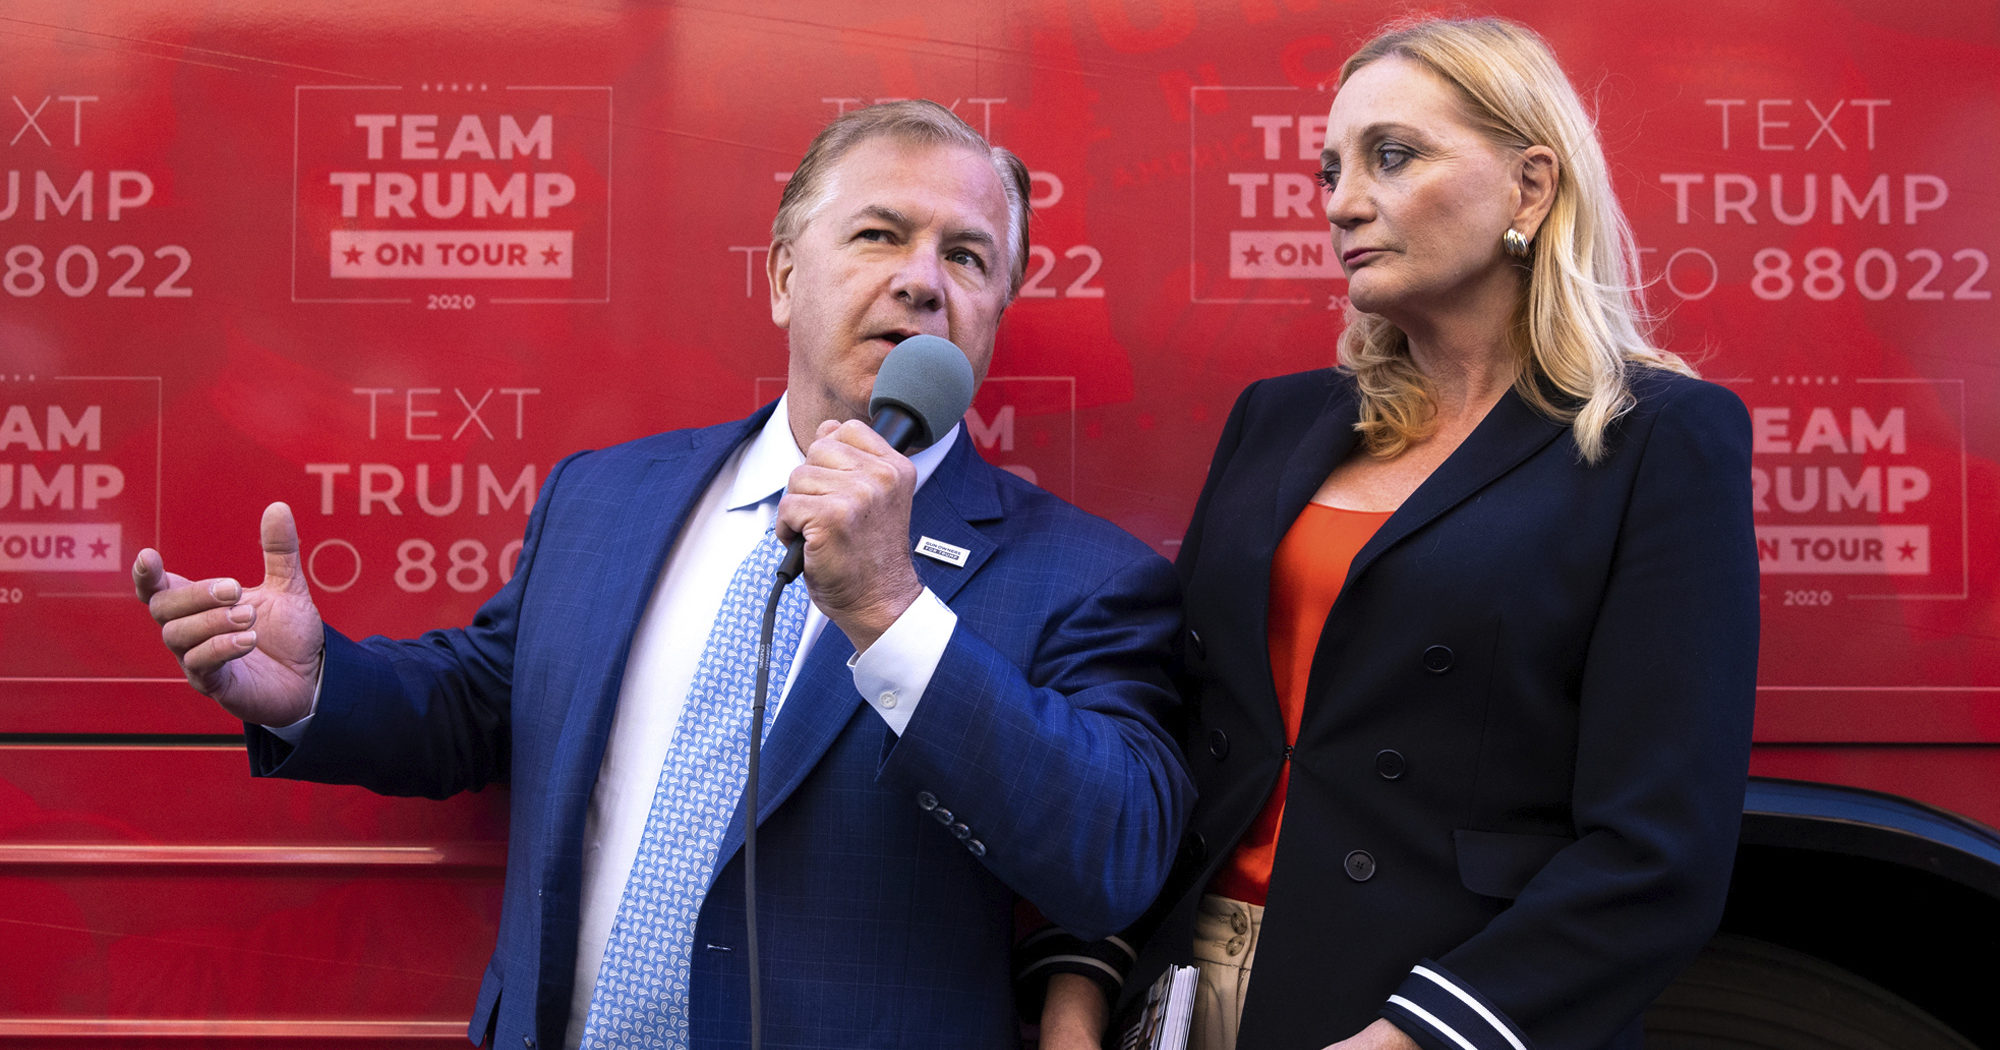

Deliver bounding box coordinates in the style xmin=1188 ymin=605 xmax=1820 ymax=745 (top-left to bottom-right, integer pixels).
xmin=723 ymin=392 xmax=962 ymax=512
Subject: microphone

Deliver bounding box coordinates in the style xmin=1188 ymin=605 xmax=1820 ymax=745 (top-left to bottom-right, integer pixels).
xmin=773 ymin=334 xmax=976 ymax=583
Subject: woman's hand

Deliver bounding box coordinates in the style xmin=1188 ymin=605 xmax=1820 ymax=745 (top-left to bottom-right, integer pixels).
xmin=1324 ymin=1017 xmax=1421 ymax=1050
xmin=1039 ymin=973 xmax=1111 ymax=1050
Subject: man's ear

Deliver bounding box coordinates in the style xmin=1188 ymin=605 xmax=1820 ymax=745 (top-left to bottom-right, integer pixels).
xmin=768 ymin=240 xmax=795 ymax=329
xmin=1512 ymin=145 xmax=1559 ymax=241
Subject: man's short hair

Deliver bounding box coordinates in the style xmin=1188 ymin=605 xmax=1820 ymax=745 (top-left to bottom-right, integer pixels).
xmin=772 ymin=100 xmax=1032 ymax=298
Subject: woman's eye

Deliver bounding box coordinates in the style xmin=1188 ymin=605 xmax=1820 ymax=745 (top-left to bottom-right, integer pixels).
xmin=1377 ymin=145 xmax=1413 ymax=170
xmin=1314 ymin=166 xmax=1339 ymax=192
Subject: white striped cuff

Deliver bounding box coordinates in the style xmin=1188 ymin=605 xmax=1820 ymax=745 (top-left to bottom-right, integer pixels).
xmin=1013 ymin=928 xmax=1138 ymax=1008
xmin=1381 ymin=961 xmax=1532 ymax=1050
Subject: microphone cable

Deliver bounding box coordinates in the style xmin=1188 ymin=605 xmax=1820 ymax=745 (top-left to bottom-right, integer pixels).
xmin=736 ymin=333 xmax=971 ymax=1049
xmin=743 ymin=557 xmax=802 ymax=1050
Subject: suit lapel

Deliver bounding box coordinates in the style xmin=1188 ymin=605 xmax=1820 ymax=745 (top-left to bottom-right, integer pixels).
xmin=1348 ymin=386 xmax=1568 ymax=580
xmin=713 ymin=434 xmax=1003 ymax=868
xmin=1228 ymin=381 xmax=1359 ymax=745
xmin=1275 ymin=383 xmax=1363 ymax=548
xmin=903 ymin=436 xmax=1003 ymax=605
xmin=1259 ymin=381 xmax=1566 ymax=741
xmin=540 ymin=410 xmax=768 ymax=880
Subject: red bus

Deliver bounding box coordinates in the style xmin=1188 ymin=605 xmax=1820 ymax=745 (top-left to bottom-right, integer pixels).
xmin=5 ymin=2 xmax=1996 ymax=1046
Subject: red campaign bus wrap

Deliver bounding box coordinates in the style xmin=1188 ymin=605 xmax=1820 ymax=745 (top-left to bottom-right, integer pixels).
xmin=2 ymin=1 xmax=1997 ymax=1045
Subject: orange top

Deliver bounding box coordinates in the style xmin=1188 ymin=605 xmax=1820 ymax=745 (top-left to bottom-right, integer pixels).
xmin=1211 ymin=502 xmax=1391 ymax=906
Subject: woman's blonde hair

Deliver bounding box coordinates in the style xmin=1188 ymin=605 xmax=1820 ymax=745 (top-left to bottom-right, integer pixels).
xmin=1336 ymin=16 xmax=1691 ymax=463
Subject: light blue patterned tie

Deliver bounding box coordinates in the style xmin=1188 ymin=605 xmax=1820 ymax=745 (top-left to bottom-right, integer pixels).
xmin=578 ymin=527 xmax=811 ymax=1049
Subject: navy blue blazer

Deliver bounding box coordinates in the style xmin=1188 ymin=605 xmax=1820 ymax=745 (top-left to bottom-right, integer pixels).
xmin=1130 ymin=368 xmax=1758 ymax=1050
xmin=252 ymin=402 xmax=1193 ymax=1050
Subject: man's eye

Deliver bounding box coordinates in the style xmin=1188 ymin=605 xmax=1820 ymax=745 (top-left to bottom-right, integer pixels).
xmin=856 ymin=229 xmax=891 ymax=242
xmin=947 ymin=248 xmax=986 ymax=271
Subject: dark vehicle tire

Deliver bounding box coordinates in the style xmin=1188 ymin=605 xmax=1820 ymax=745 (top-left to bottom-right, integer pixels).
xmin=1645 ymin=933 xmax=1976 ymax=1050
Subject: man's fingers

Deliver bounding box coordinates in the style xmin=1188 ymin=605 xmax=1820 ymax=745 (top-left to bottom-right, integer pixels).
xmin=177 ymin=629 xmax=257 ymax=688
xmin=774 ymin=490 xmax=817 ymax=547
xmin=782 ymin=463 xmax=843 ymax=497
xmin=133 ymin=548 xmax=201 ymax=605
xmin=133 ymin=548 xmax=169 ymax=603
xmin=143 ymin=575 xmax=241 ymax=625
xmin=160 ymin=603 xmax=256 ymax=657
xmin=802 ymin=436 xmax=869 ymax=472
xmin=802 ymin=433 xmax=909 ymax=482
xmin=259 ymin=502 xmax=307 ymax=592
xmin=823 ymin=418 xmax=893 ymax=455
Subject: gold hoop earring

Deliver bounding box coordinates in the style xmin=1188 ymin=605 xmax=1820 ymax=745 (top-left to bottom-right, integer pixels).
xmin=1502 ymin=228 xmax=1532 ymax=259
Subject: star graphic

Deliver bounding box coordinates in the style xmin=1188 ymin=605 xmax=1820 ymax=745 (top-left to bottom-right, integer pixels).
xmin=542 ymin=245 xmax=563 ymax=265
xmin=1898 ymin=541 xmax=1918 ymax=560
xmin=1241 ymin=244 xmax=1266 ymax=265
xmin=89 ymin=537 xmax=111 ymax=558
xmin=342 ymin=244 xmax=364 ymax=264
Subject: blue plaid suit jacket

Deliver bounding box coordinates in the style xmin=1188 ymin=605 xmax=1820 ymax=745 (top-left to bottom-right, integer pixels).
xmin=251 ymin=401 xmax=1192 ymax=1050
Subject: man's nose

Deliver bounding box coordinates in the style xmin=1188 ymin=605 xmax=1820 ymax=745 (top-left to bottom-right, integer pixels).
xmin=891 ymin=250 xmax=945 ymax=311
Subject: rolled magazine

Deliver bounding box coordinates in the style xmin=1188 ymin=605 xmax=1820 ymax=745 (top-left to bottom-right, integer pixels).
xmin=1115 ymin=964 xmax=1197 ymax=1050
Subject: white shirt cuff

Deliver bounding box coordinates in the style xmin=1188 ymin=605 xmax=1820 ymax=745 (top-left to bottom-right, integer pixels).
xmin=848 ymin=586 xmax=956 ymax=736
xmin=263 ymin=657 xmax=325 ymax=744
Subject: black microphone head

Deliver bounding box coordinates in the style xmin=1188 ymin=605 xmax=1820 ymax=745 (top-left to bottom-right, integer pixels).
xmin=869 ymin=334 xmax=977 ymax=449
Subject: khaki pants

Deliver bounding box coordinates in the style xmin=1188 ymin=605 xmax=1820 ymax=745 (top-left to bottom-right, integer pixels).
xmin=1189 ymin=894 xmax=1265 ymax=1050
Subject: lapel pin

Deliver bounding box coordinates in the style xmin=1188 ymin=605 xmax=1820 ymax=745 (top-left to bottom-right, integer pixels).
xmin=914 ymin=536 xmax=970 ymax=567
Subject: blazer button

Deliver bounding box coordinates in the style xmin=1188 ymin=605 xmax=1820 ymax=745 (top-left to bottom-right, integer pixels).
xmin=1344 ymin=850 xmax=1377 ymax=882
xmin=932 ymin=807 xmax=954 ymax=825
xmin=966 ymin=838 xmax=987 ymax=857
xmin=1207 ymin=729 xmax=1230 ymax=760
xmin=1422 ymin=645 xmax=1454 ymax=674
xmin=1186 ymin=628 xmax=1206 ymax=662
xmin=1375 ymin=749 xmax=1406 ymax=780
xmin=949 ymin=822 xmax=972 ymax=840
xmin=916 ymin=791 xmax=938 ymax=811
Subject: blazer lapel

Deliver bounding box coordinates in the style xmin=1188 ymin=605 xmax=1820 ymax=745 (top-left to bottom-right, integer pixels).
xmin=1228 ymin=380 xmax=1359 ymax=745
xmin=540 ymin=410 xmax=768 ymax=871
xmin=1275 ymin=382 xmax=1363 ymax=543
xmin=903 ymin=435 xmax=1003 ymax=606
xmin=713 ymin=433 xmax=1002 ymax=869
xmin=1348 ymin=387 xmax=1568 ymax=579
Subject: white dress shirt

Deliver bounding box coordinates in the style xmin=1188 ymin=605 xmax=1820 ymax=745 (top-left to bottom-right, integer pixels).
xmin=563 ymin=396 xmax=961 ymax=1046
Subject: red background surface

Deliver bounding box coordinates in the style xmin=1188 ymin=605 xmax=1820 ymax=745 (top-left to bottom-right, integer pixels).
xmin=3 ymin=0 xmax=1996 ymax=1040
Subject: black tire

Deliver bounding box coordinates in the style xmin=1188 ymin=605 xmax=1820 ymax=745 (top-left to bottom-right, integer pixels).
xmin=1644 ymin=933 xmax=1977 ymax=1050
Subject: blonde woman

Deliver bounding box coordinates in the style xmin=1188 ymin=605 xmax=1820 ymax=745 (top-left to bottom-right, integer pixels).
xmin=1032 ymin=17 xmax=1757 ymax=1050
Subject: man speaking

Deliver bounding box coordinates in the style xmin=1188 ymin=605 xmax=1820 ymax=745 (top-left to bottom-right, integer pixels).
xmin=133 ymin=101 xmax=1191 ymax=1050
